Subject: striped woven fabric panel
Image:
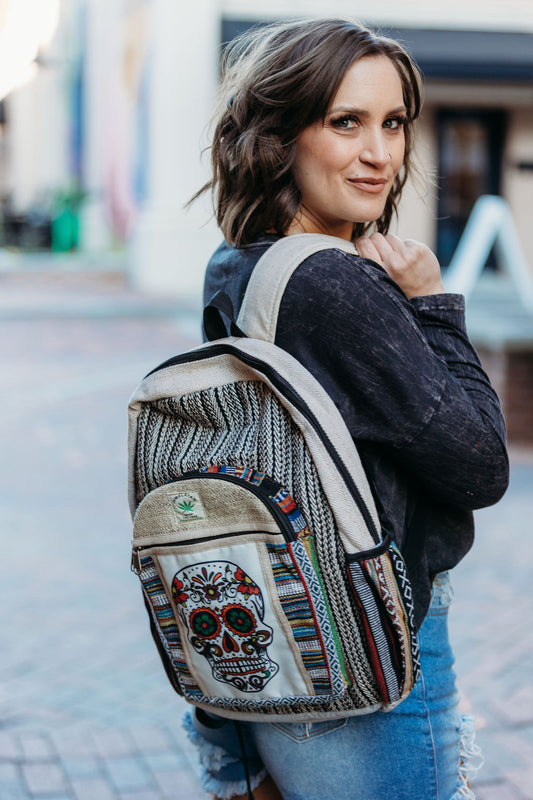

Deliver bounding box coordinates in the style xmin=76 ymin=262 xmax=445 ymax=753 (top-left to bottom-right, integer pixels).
xmin=139 ymin=555 xmax=201 ymax=697
xmin=346 ymin=559 xmax=401 ymax=704
xmin=266 ymin=542 xmax=334 ymax=695
xmin=134 ymin=381 xmax=334 ymax=548
xmin=363 ymin=551 xmax=413 ymax=686
xmin=347 ymin=545 xmax=420 ymax=704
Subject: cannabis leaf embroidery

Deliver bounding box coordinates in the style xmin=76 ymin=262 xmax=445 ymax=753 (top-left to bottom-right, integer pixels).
xmin=178 ymin=499 xmax=196 ymax=513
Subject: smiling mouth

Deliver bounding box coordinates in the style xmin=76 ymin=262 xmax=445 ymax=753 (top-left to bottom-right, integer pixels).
xmin=213 ymin=657 xmax=270 ymax=676
xmin=347 ymin=179 xmax=388 ymax=194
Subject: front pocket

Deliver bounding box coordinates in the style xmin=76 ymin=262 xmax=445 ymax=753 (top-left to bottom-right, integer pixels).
xmin=271 ymin=717 xmax=348 ymax=742
xmin=345 ymin=539 xmax=420 ymax=706
xmin=132 ymin=467 xmax=347 ymax=712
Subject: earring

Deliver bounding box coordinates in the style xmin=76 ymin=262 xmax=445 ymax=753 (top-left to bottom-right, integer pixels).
xmin=388 ymin=153 xmax=392 ymax=160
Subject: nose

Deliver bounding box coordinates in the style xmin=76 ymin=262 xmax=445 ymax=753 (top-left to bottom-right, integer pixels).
xmin=359 ymin=127 xmax=390 ymax=167
xmin=223 ymin=630 xmax=239 ymax=653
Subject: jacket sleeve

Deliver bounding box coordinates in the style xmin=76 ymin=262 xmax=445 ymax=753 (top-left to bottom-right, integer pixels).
xmin=276 ymin=249 xmax=509 ymax=511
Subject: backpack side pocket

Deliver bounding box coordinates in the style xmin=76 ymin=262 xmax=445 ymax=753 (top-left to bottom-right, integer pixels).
xmin=345 ymin=539 xmax=420 ymax=706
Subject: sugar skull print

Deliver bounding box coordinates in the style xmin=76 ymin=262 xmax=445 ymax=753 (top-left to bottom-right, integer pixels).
xmin=172 ymin=561 xmax=279 ymax=692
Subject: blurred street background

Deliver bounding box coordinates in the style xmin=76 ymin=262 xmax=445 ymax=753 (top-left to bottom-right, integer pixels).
xmin=1 ymin=262 xmax=532 ymax=800
xmin=1 ymin=1 xmax=533 ymax=798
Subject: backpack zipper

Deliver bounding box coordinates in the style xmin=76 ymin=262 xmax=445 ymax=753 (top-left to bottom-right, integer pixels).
xmin=131 ymin=470 xmax=297 ymax=574
xmin=131 ymin=527 xmax=272 ymax=574
xmin=146 ymin=345 xmax=380 ymax=544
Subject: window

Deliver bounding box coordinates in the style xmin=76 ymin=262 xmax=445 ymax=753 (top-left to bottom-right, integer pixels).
xmin=437 ymin=110 xmax=506 ymax=267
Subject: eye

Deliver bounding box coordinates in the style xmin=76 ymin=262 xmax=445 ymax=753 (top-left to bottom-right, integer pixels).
xmin=330 ymin=114 xmax=359 ymax=130
xmin=223 ymin=604 xmax=256 ymax=636
xmin=383 ymin=116 xmax=407 ymax=131
xmin=190 ymin=608 xmax=220 ymax=638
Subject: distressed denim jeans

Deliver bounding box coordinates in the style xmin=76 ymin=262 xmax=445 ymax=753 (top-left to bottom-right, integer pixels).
xmin=185 ymin=572 xmax=482 ymax=800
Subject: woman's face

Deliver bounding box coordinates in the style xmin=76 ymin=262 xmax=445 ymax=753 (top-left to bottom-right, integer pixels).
xmin=289 ymin=55 xmax=406 ymax=240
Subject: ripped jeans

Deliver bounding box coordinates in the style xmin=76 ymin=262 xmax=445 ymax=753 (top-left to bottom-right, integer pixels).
xmin=185 ymin=572 xmax=482 ymax=800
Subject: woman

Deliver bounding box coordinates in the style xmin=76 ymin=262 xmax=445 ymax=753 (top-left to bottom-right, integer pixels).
xmin=186 ymin=18 xmax=509 ymax=800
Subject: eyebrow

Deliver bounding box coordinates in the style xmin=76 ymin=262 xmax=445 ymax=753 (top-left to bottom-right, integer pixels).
xmin=328 ymin=105 xmax=408 ymax=118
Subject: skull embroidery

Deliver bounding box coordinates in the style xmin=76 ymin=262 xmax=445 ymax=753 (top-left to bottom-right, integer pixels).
xmin=172 ymin=561 xmax=279 ymax=692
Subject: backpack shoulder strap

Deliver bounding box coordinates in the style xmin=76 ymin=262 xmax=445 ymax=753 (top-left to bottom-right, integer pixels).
xmin=237 ymin=233 xmax=357 ymax=342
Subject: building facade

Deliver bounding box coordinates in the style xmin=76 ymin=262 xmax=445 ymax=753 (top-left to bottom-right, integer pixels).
xmin=2 ymin=0 xmax=533 ymax=299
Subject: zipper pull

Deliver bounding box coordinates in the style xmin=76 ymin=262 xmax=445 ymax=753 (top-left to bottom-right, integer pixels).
xmin=131 ymin=548 xmax=142 ymax=574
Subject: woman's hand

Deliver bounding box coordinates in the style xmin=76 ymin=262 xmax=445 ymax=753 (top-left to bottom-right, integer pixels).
xmin=355 ymin=233 xmax=445 ymax=298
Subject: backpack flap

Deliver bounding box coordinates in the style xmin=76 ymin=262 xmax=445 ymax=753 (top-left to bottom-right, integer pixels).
xmin=129 ymin=337 xmax=379 ymax=552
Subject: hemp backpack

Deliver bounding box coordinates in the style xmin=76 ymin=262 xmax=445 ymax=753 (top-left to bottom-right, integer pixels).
xmin=128 ymin=233 xmax=420 ymax=722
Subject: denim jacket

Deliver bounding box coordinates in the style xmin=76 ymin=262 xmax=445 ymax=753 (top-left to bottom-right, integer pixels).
xmin=203 ymin=235 xmax=509 ymax=628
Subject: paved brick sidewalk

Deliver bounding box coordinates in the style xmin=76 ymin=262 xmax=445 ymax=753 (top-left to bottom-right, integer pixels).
xmin=1 ymin=268 xmax=532 ymax=799
xmin=448 ymin=455 xmax=533 ymax=800
xmin=0 ymin=723 xmax=208 ymax=800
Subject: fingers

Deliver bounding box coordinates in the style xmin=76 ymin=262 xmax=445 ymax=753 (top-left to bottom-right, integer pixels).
xmin=355 ymin=234 xmax=444 ymax=298
xmin=356 ymin=233 xmax=405 ymax=268
xmin=355 ymin=236 xmax=384 ymax=266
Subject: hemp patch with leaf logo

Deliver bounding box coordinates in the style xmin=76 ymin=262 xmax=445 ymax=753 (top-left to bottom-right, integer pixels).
xmin=172 ymin=492 xmax=206 ymax=521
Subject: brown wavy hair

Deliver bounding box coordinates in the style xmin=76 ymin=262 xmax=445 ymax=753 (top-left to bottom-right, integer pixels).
xmin=195 ymin=18 xmax=422 ymax=246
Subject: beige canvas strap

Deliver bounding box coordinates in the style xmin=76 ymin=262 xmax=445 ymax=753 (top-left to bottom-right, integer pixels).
xmin=237 ymin=233 xmax=357 ymax=342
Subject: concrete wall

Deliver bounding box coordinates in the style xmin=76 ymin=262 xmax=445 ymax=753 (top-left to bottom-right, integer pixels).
xmin=128 ymin=0 xmax=221 ymax=300
xmin=392 ymin=114 xmax=438 ymax=250
xmin=221 ymin=0 xmax=533 ymax=31
xmin=5 ymin=36 xmax=70 ymax=213
xmin=502 ymin=109 xmax=533 ymax=271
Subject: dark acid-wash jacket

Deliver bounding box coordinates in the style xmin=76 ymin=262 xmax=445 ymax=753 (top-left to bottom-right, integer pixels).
xmin=203 ymin=235 xmax=509 ymax=629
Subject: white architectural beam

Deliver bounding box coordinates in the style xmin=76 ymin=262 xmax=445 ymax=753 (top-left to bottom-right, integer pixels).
xmin=130 ymin=1 xmax=220 ymax=301
xmin=79 ymin=0 xmax=115 ymax=251
xmin=445 ymin=195 xmax=533 ymax=310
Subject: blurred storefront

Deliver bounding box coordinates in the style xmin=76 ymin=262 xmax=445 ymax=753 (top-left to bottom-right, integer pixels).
xmin=2 ymin=0 xmax=533 ymax=439
xmin=2 ymin=0 xmax=533 ymax=293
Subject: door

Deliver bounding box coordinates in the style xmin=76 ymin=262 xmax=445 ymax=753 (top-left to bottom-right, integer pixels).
xmin=437 ymin=110 xmax=506 ymax=268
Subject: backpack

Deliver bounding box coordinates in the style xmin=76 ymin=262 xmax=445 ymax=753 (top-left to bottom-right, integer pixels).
xmin=128 ymin=233 xmax=420 ymax=722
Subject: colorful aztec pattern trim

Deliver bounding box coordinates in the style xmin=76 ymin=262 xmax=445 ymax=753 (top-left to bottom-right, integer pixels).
xmin=139 ymin=555 xmax=202 ymax=698
xmin=362 ymin=546 xmax=416 ymax=692
xmin=346 ymin=544 xmax=419 ymax=705
xmin=199 ymin=464 xmax=265 ymax=485
xmin=198 ymin=464 xmax=311 ymax=538
xmin=266 ymin=539 xmax=346 ymax=699
xmin=266 ymin=542 xmax=333 ymax=695
xmin=389 ymin=543 xmax=420 ymax=682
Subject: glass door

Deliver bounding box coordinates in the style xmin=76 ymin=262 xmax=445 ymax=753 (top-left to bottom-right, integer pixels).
xmin=437 ymin=110 xmax=506 ymax=268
